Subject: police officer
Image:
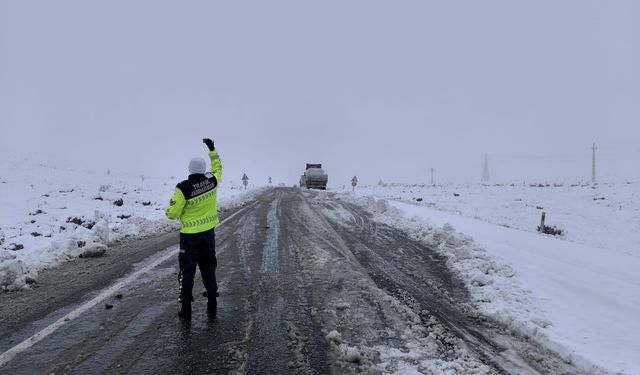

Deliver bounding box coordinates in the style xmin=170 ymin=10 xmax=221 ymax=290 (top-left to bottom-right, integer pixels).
xmin=166 ymin=138 xmax=222 ymax=319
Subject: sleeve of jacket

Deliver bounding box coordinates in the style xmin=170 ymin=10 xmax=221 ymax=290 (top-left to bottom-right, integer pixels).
xmin=165 ymin=187 xmax=186 ymax=220
xmin=209 ymin=150 xmax=222 ymax=183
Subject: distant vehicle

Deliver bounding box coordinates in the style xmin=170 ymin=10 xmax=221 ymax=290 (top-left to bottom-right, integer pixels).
xmin=300 ymin=163 xmax=328 ymax=190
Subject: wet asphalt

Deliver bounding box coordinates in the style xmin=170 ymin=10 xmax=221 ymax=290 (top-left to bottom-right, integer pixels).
xmin=0 ymin=188 xmax=582 ymax=374
xmin=1 ymin=189 xmax=331 ymax=375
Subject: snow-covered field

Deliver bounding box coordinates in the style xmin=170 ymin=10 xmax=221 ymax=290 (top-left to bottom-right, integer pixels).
xmin=348 ymin=183 xmax=640 ymax=374
xmin=0 ymin=158 xmax=260 ymax=291
xmin=353 ymin=183 xmax=640 ymax=258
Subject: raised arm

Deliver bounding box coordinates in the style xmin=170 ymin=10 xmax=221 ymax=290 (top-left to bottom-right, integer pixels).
xmin=203 ymin=138 xmax=222 ymax=183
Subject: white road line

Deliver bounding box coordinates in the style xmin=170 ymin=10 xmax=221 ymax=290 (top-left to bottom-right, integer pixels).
xmin=0 ymin=203 xmax=254 ymax=367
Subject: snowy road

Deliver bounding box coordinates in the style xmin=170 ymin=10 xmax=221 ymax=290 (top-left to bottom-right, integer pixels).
xmin=0 ymin=188 xmax=582 ymax=374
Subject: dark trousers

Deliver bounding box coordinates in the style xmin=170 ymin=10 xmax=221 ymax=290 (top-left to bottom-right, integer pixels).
xmin=178 ymin=228 xmax=217 ymax=304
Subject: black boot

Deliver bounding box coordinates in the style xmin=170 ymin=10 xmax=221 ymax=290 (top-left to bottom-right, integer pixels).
xmin=178 ymin=302 xmax=192 ymax=320
xmin=207 ymin=298 xmax=217 ymax=315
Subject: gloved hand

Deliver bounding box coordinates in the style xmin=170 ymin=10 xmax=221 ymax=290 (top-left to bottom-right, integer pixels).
xmin=203 ymin=138 xmax=215 ymax=151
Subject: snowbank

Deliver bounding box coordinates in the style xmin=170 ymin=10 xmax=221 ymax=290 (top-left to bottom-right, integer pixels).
xmin=343 ymin=192 xmax=639 ymax=374
xmin=0 ymin=159 xmax=263 ymax=290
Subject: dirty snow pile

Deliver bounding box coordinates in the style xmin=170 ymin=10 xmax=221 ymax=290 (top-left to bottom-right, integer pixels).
xmin=0 ymin=158 xmax=261 ymax=291
xmin=345 ymin=185 xmax=640 ymax=374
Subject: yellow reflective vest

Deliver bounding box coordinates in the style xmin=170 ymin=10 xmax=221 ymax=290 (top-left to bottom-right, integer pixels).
xmin=166 ymin=150 xmax=222 ymax=234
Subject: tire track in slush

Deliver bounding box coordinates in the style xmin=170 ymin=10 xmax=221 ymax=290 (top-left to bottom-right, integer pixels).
xmin=245 ymin=189 xmax=330 ymax=374
xmin=292 ymin=191 xmax=539 ymax=373
xmin=341 ymin=203 xmax=536 ymax=374
xmin=279 ymin=193 xmax=331 ymax=375
xmin=245 ymin=190 xmax=291 ymax=374
xmin=332 ymin=198 xmax=578 ymax=374
xmin=260 ymin=191 xmax=281 ymax=276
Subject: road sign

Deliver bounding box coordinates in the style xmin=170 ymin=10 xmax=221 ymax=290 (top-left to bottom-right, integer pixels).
xmin=242 ymin=173 xmax=249 ymax=190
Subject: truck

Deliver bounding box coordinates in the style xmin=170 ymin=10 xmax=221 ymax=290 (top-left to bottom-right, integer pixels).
xmin=300 ymin=163 xmax=328 ymax=190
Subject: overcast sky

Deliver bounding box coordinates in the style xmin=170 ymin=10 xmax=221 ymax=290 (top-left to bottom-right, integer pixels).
xmin=1 ymin=1 xmax=638 ymax=186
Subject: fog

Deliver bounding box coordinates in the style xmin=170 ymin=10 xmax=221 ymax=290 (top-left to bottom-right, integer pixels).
xmin=1 ymin=1 xmax=639 ymax=187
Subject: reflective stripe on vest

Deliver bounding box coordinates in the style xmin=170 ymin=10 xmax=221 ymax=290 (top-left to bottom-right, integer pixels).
xmin=186 ymin=190 xmax=215 ymax=206
xmin=182 ymin=214 xmax=219 ymax=229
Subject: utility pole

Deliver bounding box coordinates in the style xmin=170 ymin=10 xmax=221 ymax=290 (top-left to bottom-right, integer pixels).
xmin=430 ymin=168 xmax=434 ymax=186
xmin=591 ymin=143 xmax=597 ymax=185
xmin=481 ymin=154 xmax=490 ymax=183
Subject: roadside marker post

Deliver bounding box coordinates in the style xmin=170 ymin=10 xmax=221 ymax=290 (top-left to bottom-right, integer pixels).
xmin=539 ymin=212 xmax=546 ymax=232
